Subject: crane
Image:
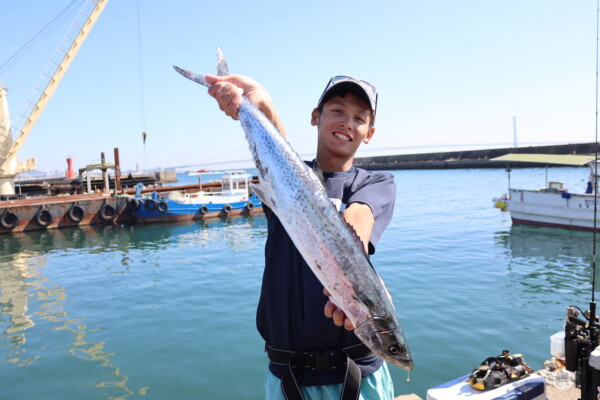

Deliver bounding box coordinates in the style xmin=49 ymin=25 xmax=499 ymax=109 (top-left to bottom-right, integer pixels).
xmin=0 ymin=0 xmax=109 ymax=195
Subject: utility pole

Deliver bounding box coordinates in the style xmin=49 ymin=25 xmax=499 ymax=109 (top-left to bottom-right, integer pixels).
xmin=513 ymin=116 xmax=518 ymax=148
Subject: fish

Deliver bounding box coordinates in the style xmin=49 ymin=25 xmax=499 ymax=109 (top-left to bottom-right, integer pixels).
xmin=173 ymin=48 xmax=413 ymax=370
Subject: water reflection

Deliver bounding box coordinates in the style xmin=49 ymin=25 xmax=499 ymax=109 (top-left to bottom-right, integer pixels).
xmin=0 ymin=252 xmax=38 ymax=362
xmin=0 ymin=215 xmax=267 ymax=399
xmin=496 ymin=225 xmax=599 ymax=304
xmin=0 ymin=215 xmax=267 ymax=257
xmin=498 ymin=225 xmax=599 ymax=260
xmin=0 ymin=228 xmax=153 ymax=397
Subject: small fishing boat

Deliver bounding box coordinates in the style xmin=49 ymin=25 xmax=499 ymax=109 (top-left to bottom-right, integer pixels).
xmin=492 ymin=153 xmax=599 ymax=230
xmin=187 ymin=168 xmax=211 ymax=174
xmin=131 ymin=170 xmax=262 ymax=223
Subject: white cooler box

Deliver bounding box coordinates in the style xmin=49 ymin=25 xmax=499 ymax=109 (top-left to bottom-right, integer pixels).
xmin=426 ymin=373 xmax=546 ymax=400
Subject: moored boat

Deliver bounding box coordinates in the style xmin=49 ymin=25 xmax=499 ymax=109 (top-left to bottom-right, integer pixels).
xmin=492 ymin=153 xmax=599 ymax=230
xmin=131 ymin=170 xmax=262 ymax=223
xmin=0 ymin=193 xmax=133 ymax=234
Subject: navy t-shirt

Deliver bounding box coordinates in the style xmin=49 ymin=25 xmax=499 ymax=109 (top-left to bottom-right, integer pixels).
xmin=256 ymin=162 xmax=396 ymax=386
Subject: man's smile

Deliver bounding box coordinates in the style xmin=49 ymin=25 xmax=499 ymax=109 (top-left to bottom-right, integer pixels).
xmin=332 ymin=131 xmax=353 ymax=142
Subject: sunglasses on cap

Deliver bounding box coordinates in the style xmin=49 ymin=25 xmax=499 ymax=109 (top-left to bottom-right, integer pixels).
xmin=317 ymin=75 xmax=378 ymax=117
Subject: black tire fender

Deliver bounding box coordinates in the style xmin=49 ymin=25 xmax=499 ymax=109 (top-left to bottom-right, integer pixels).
xmin=144 ymin=199 xmax=156 ymax=212
xmin=68 ymin=204 xmax=85 ymax=223
xmin=128 ymin=198 xmax=141 ymax=212
xmin=35 ymin=208 xmax=52 ymax=227
xmin=100 ymin=204 xmax=117 ymax=221
xmin=199 ymin=205 xmax=208 ymax=214
xmin=0 ymin=210 xmax=19 ymax=229
xmin=222 ymin=204 xmax=232 ymax=214
xmin=158 ymin=201 xmax=168 ymax=213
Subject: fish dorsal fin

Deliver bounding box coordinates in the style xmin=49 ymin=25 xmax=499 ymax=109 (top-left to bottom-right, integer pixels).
xmin=216 ymin=46 xmax=229 ymax=76
xmin=249 ymin=182 xmax=270 ymax=208
xmin=342 ymin=213 xmax=373 ymax=263
xmin=311 ymin=158 xmax=371 ymax=260
xmin=312 ymin=159 xmax=325 ymax=186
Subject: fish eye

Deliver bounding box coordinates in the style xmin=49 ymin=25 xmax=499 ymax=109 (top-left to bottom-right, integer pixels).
xmin=389 ymin=346 xmax=400 ymax=355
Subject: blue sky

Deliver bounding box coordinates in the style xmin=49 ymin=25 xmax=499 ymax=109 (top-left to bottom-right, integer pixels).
xmin=0 ymin=0 xmax=597 ymax=173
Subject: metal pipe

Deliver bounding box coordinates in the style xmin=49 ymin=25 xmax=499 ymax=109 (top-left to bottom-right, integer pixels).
xmin=114 ymin=147 xmax=122 ymax=193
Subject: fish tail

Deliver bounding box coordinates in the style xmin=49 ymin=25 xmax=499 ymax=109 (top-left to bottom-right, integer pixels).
xmin=216 ymin=46 xmax=230 ymax=76
xmin=172 ymin=66 xmax=210 ymax=87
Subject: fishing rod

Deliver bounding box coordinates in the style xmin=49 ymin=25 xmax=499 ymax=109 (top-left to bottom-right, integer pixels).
xmin=585 ymin=0 xmax=598 ymax=316
xmin=591 ymin=0 xmax=598 ymax=331
xmin=564 ymin=3 xmax=600 ymax=400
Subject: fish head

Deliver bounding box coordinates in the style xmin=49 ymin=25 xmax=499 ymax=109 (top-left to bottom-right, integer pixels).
xmin=354 ymin=316 xmax=413 ymax=370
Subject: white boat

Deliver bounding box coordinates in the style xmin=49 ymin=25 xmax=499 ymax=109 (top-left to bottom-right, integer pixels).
xmin=493 ymin=153 xmax=600 ymax=230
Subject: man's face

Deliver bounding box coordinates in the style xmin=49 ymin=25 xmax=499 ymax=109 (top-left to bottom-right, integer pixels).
xmin=311 ymin=93 xmax=375 ymax=160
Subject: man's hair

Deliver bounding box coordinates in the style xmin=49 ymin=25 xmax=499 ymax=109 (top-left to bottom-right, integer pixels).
xmin=317 ymin=82 xmax=375 ymax=126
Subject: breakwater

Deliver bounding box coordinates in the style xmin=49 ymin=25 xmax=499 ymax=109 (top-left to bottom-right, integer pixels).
xmin=354 ymin=142 xmax=597 ymax=170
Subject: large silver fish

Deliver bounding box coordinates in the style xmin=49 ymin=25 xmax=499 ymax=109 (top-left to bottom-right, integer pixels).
xmin=173 ymin=49 xmax=413 ymax=370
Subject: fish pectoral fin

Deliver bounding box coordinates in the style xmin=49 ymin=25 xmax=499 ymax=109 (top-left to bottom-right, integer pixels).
xmin=312 ymin=160 xmax=325 ymax=186
xmin=249 ymin=183 xmax=270 ymax=207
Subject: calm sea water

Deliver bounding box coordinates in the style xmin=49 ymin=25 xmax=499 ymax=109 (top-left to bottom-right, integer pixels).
xmin=1 ymin=167 xmax=598 ymax=399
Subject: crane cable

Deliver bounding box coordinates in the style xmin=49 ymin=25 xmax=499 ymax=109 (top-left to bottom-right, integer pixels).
xmin=137 ymin=0 xmax=146 ymax=134
xmin=137 ymin=0 xmax=148 ymax=170
xmin=0 ymin=0 xmax=83 ymax=78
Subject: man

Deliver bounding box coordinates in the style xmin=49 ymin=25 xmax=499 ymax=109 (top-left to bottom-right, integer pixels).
xmin=205 ymin=74 xmax=396 ymax=400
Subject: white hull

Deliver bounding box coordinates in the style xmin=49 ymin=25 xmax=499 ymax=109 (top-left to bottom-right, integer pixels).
xmin=504 ymin=188 xmax=600 ymax=230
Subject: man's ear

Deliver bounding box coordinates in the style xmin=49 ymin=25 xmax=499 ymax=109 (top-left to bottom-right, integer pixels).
xmin=363 ymin=126 xmax=375 ymax=144
xmin=311 ymin=108 xmax=320 ymax=126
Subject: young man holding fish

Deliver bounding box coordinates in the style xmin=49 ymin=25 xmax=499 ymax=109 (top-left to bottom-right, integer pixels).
xmin=205 ymin=73 xmax=398 ymax=400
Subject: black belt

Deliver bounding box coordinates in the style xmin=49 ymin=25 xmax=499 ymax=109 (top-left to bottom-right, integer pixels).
xmin=265 ymin=343 xmax=373 ymax=400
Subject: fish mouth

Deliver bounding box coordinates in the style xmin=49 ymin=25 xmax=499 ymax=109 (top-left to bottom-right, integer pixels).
xmin=332 ymin=131 xmax=353 ymax=142
xmin=379 ymin=346 xmax=413 ymax=370
xmin=395 ymin=355 xmax=414 ymax=371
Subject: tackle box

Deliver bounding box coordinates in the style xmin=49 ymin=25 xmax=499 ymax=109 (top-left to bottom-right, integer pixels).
xmin=426 ymin=373 xmax=546 ymax=400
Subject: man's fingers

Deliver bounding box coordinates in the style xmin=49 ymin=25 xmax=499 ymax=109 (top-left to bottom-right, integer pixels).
xmin=344 ymin=319 xmax=355 ymax=331
xmin=324 ymin=300 xmax=336 ymax=318
xmin=332 ymin=308 xmax=345 ymax=327
xmin=323 ymin=289 xmax=354 ymax=330
xmin=208 ymin=83 xmax=243 ymax=119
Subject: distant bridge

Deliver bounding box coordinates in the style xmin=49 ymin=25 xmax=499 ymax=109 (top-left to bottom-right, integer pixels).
xmin=167 ymin=142 xmax=598 ymax=172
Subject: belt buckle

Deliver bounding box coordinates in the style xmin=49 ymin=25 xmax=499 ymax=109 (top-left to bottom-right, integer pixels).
xmin=303 ymin=350 xmax=340 ymax=372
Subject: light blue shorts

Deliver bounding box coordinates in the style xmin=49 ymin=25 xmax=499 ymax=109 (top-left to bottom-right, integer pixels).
xmin=264 ymin=362 xmax=394 ymax=400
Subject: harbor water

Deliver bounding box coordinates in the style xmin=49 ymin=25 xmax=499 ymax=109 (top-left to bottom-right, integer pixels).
xmin=1 ymin=167 xmax=597 ymax=399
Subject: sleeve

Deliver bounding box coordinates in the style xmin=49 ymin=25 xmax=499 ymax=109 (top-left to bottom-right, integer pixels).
xmin=347 ymin=171 xmax=396 ymax=255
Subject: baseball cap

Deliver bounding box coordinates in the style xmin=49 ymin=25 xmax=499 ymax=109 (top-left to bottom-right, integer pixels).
xmin=317 ymin=76 xmax=378 ymax=119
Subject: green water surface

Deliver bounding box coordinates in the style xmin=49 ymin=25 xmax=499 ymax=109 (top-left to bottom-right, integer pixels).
xmin=0 ymin=168 xmax=597 ymax=399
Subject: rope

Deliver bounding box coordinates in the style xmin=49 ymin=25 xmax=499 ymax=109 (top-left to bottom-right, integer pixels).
xmin=0 ymin=0 xmax=83 ymax=77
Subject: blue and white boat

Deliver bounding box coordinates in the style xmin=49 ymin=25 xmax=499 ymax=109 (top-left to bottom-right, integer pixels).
xmin=131 ymin=170 xmax=262 ymax=223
